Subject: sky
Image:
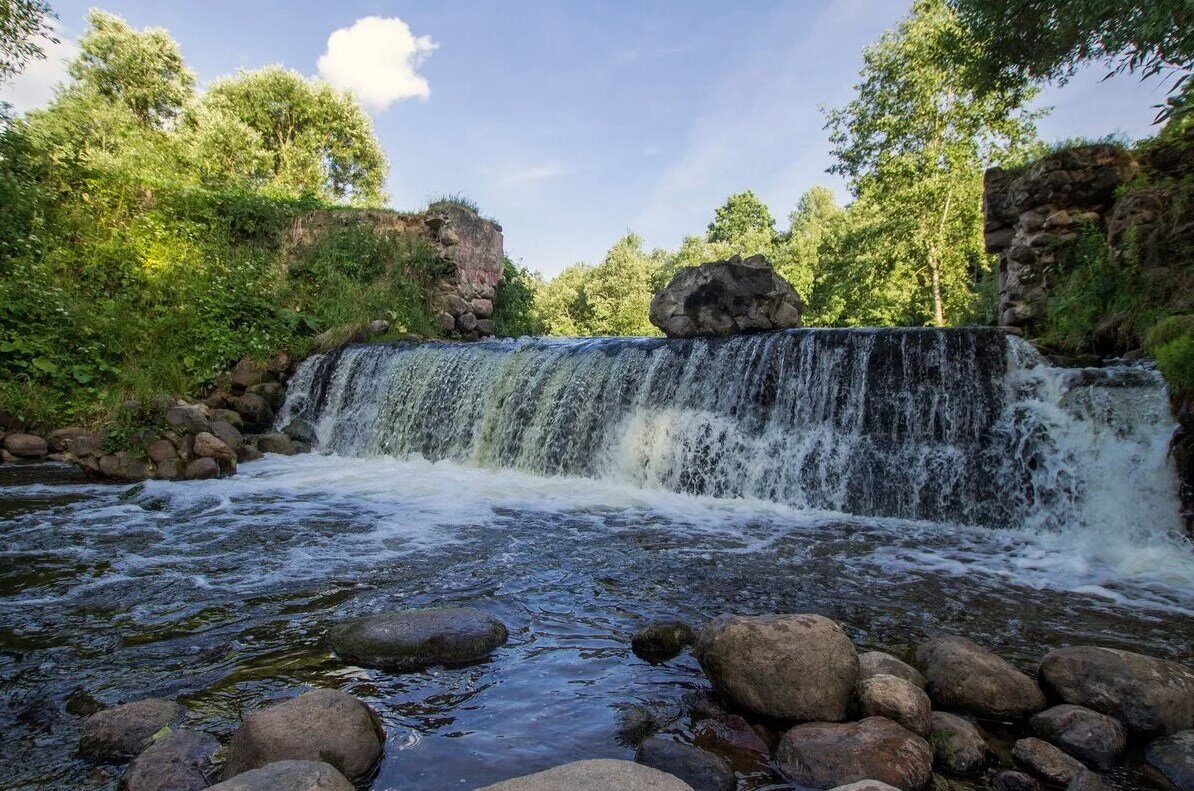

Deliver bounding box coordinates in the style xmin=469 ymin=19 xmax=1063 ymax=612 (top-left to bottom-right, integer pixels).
xmin=2 ymin=0 xmax=1174 ymax=277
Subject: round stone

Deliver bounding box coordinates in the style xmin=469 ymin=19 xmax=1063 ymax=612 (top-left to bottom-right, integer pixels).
xmin=327 ymin=607 xmax=509 ymax=671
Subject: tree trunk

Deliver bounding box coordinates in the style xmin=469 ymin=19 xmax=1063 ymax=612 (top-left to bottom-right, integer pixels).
xmin=927 ymin=186 xmax=955 ymax=327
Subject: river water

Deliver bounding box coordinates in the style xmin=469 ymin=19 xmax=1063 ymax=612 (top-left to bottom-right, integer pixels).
xmin=2 ymin=331 xmax=1193 ymax=789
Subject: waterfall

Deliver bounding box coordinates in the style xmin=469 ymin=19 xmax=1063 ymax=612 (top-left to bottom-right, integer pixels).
xmin=277 ymin=328 xmax=1183 ymax=535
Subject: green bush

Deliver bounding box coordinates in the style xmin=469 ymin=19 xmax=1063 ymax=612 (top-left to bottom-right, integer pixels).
xmin=492 ymin=258 xmax=542 ymax=337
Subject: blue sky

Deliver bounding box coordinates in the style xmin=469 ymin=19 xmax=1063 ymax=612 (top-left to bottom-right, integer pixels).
xmin=5 ymin=0 xmax=1173 ymax=276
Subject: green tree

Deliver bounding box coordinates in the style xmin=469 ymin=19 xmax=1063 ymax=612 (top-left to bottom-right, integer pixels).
xmin=196 ymin=66 xmax=387 ymax=204
xmin=1 ymin=0 xmax=55 ymax=117
xmin=706 ymin=190 xmax=777 ymax=251
xmin=950 ymin=0 xmax=1193 ymax=121
xmin=773 ymin=186 xmax=843 ymax=300
xmin=534 ymin=263 xmax=593 ymax=336
xmin=68 ymin=10 xmax=195 ymax=128
xmin=492 ymin=257 xmax=543 ymax=337
xmin=583 ymin=232 xmax=663 ymax=336
xmin=825 ymin=0 xmax=1039 ymax=326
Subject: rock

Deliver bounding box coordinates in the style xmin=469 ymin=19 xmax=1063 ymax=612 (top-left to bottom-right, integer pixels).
xmin=860 ymin=651 xmax=927 ymax=688
xmin=858 ymin=674 xmax=932 ymax=736
xmin=475 ymin=759 xmax=695 ymax=791
xmin=775 ymin=716 xmax=933 ymax=791
xmin=915 ymin=636 xmax=1045 ymax=720
xmin=831 ymin=783 xmax=902 ymax=791
xmin=209 ymin=420 xmax=244 ymax=454
xmin=222 ymin=688 xmax=384 ymax=782
xmin=207 ymin=760 xmax=353 ymax=791
xmin=209 ymin=408 xmax=243 ymax=429
xmin=327 ymin=607 xmax=509 ymax=671
xmin=47 ymin=427 xmax=96 ymax=453
xmin=2 ymin=432 xmax=48 ymax=458
xmin=80 ymin=698 xmax=184 ymax=760
xmin=282 ymin=419 xmax=317 ymax=446
xmin=694 ymin=613 xmax=858 ymax=722
xmin=1013 ymin=737 xmax=1086 ymax=786
xmin=649 ymin=254 xmax=804 ymax=338
xmin=230 ymin=357 xmax=269 ymax=390
xmin=475 ymin=318 xmax=497 ymax=336
xmin=1145 ymin=729 xmax=1194 ymax=791
xmin=692 ymin=714 xmax=769 ymax=765
xmin=120 ymin=729 xmax=219 ymax=791
xmin=228 ymin=393 xmax=274 ymax=434
xmin=237 ymin=445 xmax=264 ymax=463
xmin=164 ymin=405 xmax=210 ymax=434
xmin=146 ymin=440 xmax=178 ymax=464
xmin=1065 ymin=770 xmax=1111 ymax=791
xmin=255 ymin=432 xmax=297 ymax=455
xmin=457 ymin=312 xmax=479 ymax=332
xmin=183 ymin=458 xmax=220 ymax=480
xmin=928 ymin=712 xmax=987 ymax=775
xmin=992 ymin=771 xmax=1042 ymax=791
xmin=192 ymin=432 xmax=235 ymax=462
xmin=1030 ymin=704 xmax=1126 ymax=769
xmin=1037 ymin=646 xmax=1194 ymax=735
xmin=632 ymin=621 xmax=697 ymax=662
xmin=99 ymin=451 xmax=153 ymax=481
xmin=634 ymin=737 xmax=734 ymax=791
xmin=471 ymin=298 xmax=494 ymax=318
xmin=435 ymin=312 xmax=455 ymax=333
xmin=155 ymin=459 xmax=185 ymax=480
xmin=247 ymin=382 xmax=284 ymax=411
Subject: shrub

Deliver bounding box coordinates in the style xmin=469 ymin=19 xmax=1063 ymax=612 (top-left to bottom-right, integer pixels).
xmin=492 ymin=258 xmax=542 ymax=337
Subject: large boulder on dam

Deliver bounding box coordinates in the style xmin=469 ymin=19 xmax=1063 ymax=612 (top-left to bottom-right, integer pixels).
xmin=694 ymin=613 xmax=858 ymax=722
xmin=649 ymin=254 xmax=804 ymax=338
xmin=327 ymin=607 xmax=509 ymax=671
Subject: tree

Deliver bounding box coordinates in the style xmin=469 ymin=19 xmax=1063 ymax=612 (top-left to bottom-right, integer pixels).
xmin=534 ymin=263 xmax=594 ymax=336
xmin=196 ymin=66 xmax=387 ymax=204
xmin=68 ymin=10 xmax=195 ymax=128
xmin=492 ymin=257 xmax=543 ymax=337
xmin=1 ymin=0 xmax=54 ymax=88
xmin=582 ymin=233 xmax=662 ymax=336
xmin=825 ymin=0 xmax=1039 ymax=326
xmin=773 ymin=186 xmax=843 ymax=300
xmin=950 ymin=0 xmax=1193 ymax=121
xmin=706 ymin=190 xmax=777 ymax=250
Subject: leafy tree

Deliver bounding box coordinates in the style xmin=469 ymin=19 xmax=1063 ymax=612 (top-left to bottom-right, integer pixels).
xmin=773 ymin=186 xmax=843 ymax=300
xmin=706 ymin=190 xmax=777 ymax=250
xmin=825 ymin=0 xmax=1039 ymax=326
xmin=582 ymin=233 xmax=663 ymax=336
xmin=950 ymin=0 xmax=1193 ymax=121
xmin=1 ymin=0 xmax=55 ymax=116
xmin=68 ymin=10 xmax=195 ymax=128
xmin=196 ymin=66 xmax=387 ymax=204
xmin=492 ymin=257 xmax=543 ymax=337
xmin=534 ymin=263 xmax=594 ymax=336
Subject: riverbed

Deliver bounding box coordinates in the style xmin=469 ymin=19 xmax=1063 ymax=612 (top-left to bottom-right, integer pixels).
xmin=2 ymin=455 xmax=1192 ymax=789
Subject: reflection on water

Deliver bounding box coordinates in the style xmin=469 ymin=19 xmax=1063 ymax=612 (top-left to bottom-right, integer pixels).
xmin=1 ymin=456 xmax=1191 ymax=790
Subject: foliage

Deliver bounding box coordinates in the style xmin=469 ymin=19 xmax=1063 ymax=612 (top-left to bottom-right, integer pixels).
xmin=1041 ymin=225 xmax=1141 ymax=349
xmin=427 ymin=193 xmax=480 ymax=214
xmin=492 ymin=257 xmax=542 ymax=337
xmin=1 ymin=0 xmax=55 ymax=118
xmin=1146 ymin=316 xmax=1194 ymax=391
xmin=950 ymin=0 xmax=1194 ymax=123
xmin=706 ymin=190 xmax=776 ymax=249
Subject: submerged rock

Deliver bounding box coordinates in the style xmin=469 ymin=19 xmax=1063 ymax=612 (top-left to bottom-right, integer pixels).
xmin=857 ymin=673 xmax=932 ymax=737
xmin=649 ymin=254 xmax=804 ymax=338
xmin=694 ymin=613 xmax=858 ymax=722
xmin=1038 ymin=646 xmax=1194 ymax=735
xmin=327 ymin=608 xmax=509 ymax=671
xmin=859 ymin=651 xmax=926 ymax=688
xmin=207 ymin=760 xmax=353 ymax=791
xmin=1030 ymin=704 xmax=1126 ymax=769
xmin=1013 ymin=737 xmax=1086 ymax=786
xmin=776 ymin=716 xmax=933 ymax=791
xmin=475 ymin=758 xmax=695 ymax=790
xmin=1145 ymin=729 xmax=1194 ymax=791
xmin=221 ymin=688 xmax=384 ymax=782
xmin=634 ymin=737 xmax=734 ymax=791
xmin=915 ymin=636 xmax=1045 ymax=720
xmin=692 ymin=714 xmax=769 ymax=766
xmin=992 ymin=770 xmax=1042 ymax=791
xmin=928 ymin=712 xmax=988 ymax=775
xmin=631 ymin=621 xmax=697 ymax=662
xmin=81 ymin=698 xmax=184 ymax=761
xmin=121 ymin=729 xmax=218 ymax=791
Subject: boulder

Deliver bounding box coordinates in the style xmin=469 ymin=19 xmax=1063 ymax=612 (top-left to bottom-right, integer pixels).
xmin=98 ymin=451 xmax=153 ymax=481
xmin=649 ymin=254 xmax=804 ymax=338
xmin=915 ymin=636 xmax=1045 ymax=720
xmin=1145 ymin=730 xmax=1194 ymax=791
xmin=228 ymin=394 xmax=274 ymax=433
xmin=476 ymin=318 xmax=497 ymax=336
xmin=282 ymin=418 xmax=317 ymax=446
xmin=207 ymin=760 xmax=353 ymax=791
xmin=183 ymin=458 xmax=220 ymax=481
xmin=121 ymin=729 xmax=219 ymax=791
xmin=928 ymin=712 xmax=988 ymax=775
xmin=146 ymin=440 xmax=178 ymax=464
xmin=80 ymin=698 xmax=184 ymax=760
xmin=222 ymin=689 xmax=384 ymax=782
xmin=192 ymin=432 xmax=235 ymax=462
xmin=634 ymin=737 xmax=734 ymax=791
xmin=692 ymin=714 xmax=769 ymax=766
xmin=1066 ymin=770 xmax=1112 ymax=791
xmin=1013 ymin=737 xmax=1086 ymax=786
xmin=3 ymin=432 xmax=48 ymax=458
xmin=858 ymin=674 xmax=932 ymax=737
xmin=155 ymin=459 xmax=185 ymax=480
xmin=476 ymin=759 xmax=694 ymax=791
xmin=1037 ymin=646 xmax=1194 ymax=735
xmin=247 ymin=382 xmax=285 ymax=411
xmin=230 ymin=357 xmax=270 ymax=390
xmin=255 ymin=432 xmax=297 ymax=456
xmin=632 ymin=621 xmax=697 ymax=663
xmin=859 ymin=651 xmax=926 ymax=689
xmin=164 ymin=405 xmax=210 ymax=434
xmin=993 ymin=771 xmax=1042 ymax=791
xmin=47 ymin=427 xmax=96 ymax=453
xmin=209 ymin=420 xmax=244 ymax=454
xmin=830 ymin=784 xmax=902 ymax=791
xmin=1030 ymin=704 xmax=1126 ymax=769
xmin=694 ymin=613 xmax=858 ymax=722
xmin=775 ymin=716 xmax=933 ymax=791
xmin=327 ymin=608 xmax=509 ymax=671
xmin=209 ymin=408 xmax=243 ymax=429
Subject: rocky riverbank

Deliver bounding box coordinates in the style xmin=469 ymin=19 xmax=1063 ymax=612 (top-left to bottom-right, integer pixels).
xmin=67 ymin=607 xmax=1193 ymax=790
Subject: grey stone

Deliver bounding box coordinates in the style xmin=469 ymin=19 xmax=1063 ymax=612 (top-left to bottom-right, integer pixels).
xmin=915 ymin=636 xmax=1045 ymax=720
xmin=80 ymin=698 xmax=184 ymax=760
xmin=992 ymin=771 xmax=1042 ymax=791
xmin=3 ymin=432 xmax=48 ymax=458
xmin=1030 ymin=704 xmax=1126 ymax=769
xmin=228 ymin=393 xmax=274 ymax=433
xmin=255 ymin=432 xmax=297 ymax=455
xmin=183 ymin=458 xmax=220 ymax=480
xmin=282 ymin=419 xmax=317 ymax=446
xmin=632 ymin=621 xmax=696 ymax=663
xmin=327 ymin=608 xmax=508 ymax=671
xmin=860 ymin=651 xmax=926 ymax=688
xmin=928 ymin=712 xmax=987 ymax=775
xmin=475 ymin=759 xmax=694 ymax=790
xmin=207 ymin=760 xmax=353 ymax=791
xmin=120 ymin=729 xmax=218 ymax=791
xmin=230 ymin=358 xmax=269 ymax=390
xmin=192 ymin=432 xmax=235 ymax=462
xmin=1013 ymin=737 xmax=1086 ymax=786
xmin=209 ymin=420 xmax=244 ymax=454
xmin=649 ymin=254 xmax=804 ymax=338
xmin=164 ymin=405 xmax=210 ymax=433
xmin=634 ymin=737 xmax=733 ymax=791
xmin=776 ymin=716 xmax=933 ymax=791
xmin=858 ymin=674 xmax=932 ymax=736
xmin=1145 ymin=729 xmax=1194 ymax=791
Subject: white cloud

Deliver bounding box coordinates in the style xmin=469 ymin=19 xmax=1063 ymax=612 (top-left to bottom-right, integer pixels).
xmin=0 ymin=31 xmax=78 ymax=115
xmin=317 ymin=16 xmax=437 ymax=110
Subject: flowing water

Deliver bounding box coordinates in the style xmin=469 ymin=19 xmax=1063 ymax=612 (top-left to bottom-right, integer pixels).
xmin=2 ymin=329 xmax=1192 ymax=790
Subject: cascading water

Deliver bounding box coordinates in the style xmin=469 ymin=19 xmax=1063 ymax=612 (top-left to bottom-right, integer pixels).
xmin=278 ymin=327 xmax=1183 ymax=540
